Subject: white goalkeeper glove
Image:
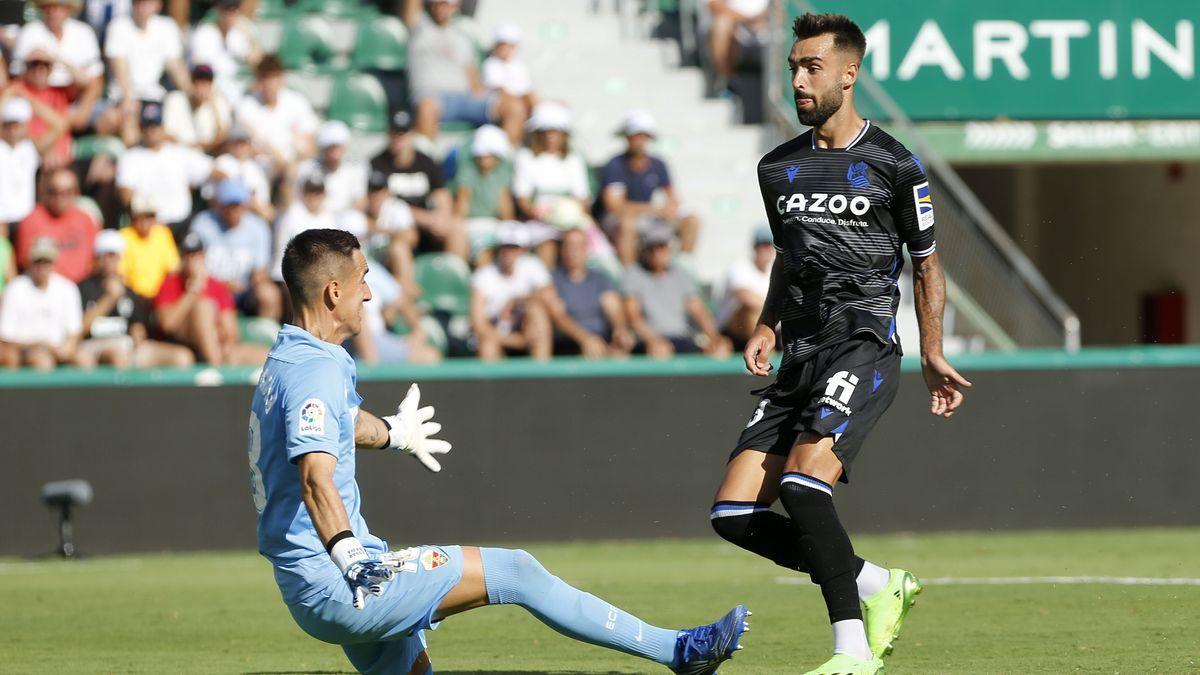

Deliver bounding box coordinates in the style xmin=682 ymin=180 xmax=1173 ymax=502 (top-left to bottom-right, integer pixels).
xmin=382 ymin=383 xmax=452 ymax=472
xmin=328 ymin=535 xmax=400 ymax=610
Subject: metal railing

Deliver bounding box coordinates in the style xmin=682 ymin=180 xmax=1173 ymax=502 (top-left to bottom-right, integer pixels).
xmin=767 ymin=0 xmax=1080 ymax=351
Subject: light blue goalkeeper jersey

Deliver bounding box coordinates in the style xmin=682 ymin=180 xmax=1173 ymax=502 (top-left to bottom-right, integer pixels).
xmin=248 ymin=324 xmax=386 ymax=579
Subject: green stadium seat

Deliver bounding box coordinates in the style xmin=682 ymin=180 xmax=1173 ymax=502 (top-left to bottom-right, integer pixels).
xmin=255 ymin=0 xmax=291 ymax=20
xmin=238 ymin=316 xmax=282 ymax=346
xmin=414 ymin=253 xmax=471 ymax=317
xmin=327 ymin=74 xmax=389 ymax=133
xmin=296 ymin=0 xmax=368 ymax=17
xmin=351 ymin=15 xmax=408 ymax=72
xmin=278 ymin=15 xmax=336 ymax=72
xmin=72 ymin=135 xmax=126 ymax=161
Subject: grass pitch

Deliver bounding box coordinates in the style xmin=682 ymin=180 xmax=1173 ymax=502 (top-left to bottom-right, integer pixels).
xmin=2 ymin=529 xmax=1198 ymax=673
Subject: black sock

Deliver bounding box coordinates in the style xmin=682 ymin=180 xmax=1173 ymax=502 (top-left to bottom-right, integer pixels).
xmin=777 ymin=473 xmax=862 ymax=623
xmin=710 ymin=501 xmax=865 ymax=577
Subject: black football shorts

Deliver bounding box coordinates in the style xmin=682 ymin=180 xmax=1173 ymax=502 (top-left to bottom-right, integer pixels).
xmin=730 ymin=337 xmax=901 ymax=483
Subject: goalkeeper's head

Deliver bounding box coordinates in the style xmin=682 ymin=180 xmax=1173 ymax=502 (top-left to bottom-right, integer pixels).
xmin=281 ymin=228 xmax=372 ymax=343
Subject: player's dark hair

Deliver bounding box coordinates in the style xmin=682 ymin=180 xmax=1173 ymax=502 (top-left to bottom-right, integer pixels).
xmin=792 ymin=12 xmax=866 ymax=61
xmin=281 ymin=229 xmax=361 ymax=308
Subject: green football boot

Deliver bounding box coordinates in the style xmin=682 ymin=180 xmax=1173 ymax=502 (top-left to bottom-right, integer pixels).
xmin=863 ymin=568 xmax=923 ymax=658
xmin=802 ymin=653 xmax=885 ymax=675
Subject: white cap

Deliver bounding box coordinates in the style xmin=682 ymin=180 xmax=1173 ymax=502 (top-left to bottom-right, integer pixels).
xmin=492 ymin=22 xmax=521 ymax=46
xmin=2 ymin=98 xmax=32 ymax=124
xmin=94 ymin=229 xmax=126 ymax=256
xmin=316 ymin=120 xmax=351 ymax=149
xmin=619 ymin=109 xmax=657 ymax=137
xmin=526 ymin=101 xmax=571 ymax=133
xmin=130 ymin=192 xmax=158 ymax=216
xmin=470 ymin=124 xmax=510 ymax=158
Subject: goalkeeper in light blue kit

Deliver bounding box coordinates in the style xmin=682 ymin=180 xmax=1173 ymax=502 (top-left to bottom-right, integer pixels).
xmin=248 ymin=228 xmax=750 ymax=674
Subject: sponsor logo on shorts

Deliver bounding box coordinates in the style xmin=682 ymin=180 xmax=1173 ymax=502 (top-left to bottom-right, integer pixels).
xmin=746 ymin=398 xmax=770 ymax=428
xmin=420 ymin=548 xmax=449 ymax=571
xmin=818 ymin=371 xmax=858 ymax=416
xmin=298 ymin=398 xmax=325 ymax=435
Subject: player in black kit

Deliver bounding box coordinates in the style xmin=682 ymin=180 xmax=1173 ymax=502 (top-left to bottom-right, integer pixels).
xmin=707 ymin=13 xmax=971 ymax=675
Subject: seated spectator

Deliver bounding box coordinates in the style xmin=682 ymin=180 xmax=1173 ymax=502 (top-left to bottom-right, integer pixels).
xmin=188 ymin=0 xmax=261 ymax=102
xmin=15 ymin=167 xmax=98 ymax=283
xmin=11 ymin=0 xmax=104 ymax=109
xmin=370 ymin=110 xmax=465 ymax=259
xmin=351 ymin=263 xmax=441 ymax=365
xmin=119 ymin=193 xmax=180 ymax=298
xmin=718 ymin=224 xmax=774 ymax=348
xmin=0 ymin=237 xmax=91 ymax=370
xmin=294 ymin=121 xmax=367 ymax=215
xmin=600 ymin=110 xmax=699 ymax=265
xmin=4 ymin=54 xmax=72 ymax=168
xmin=514 ymin=102 xmax=590 ymax=224
xmin=703 ymin=0 xmax=768 ymax=95
xmin=235 ymin=55 xmax=317 ymax=181
xmin=271 ymin=174 xmax=337 ymax=282
xmin=78 ymin=229 xmax=194 ymax=368
xmin=469 ymin=225 xmax=552 ymax=361
xmin=623 ymin=228 xmax=732 ymax=359
xmin=1 ymin=97 xmax=55 ymax=236
xmin=189 ymin=179 xmax=281 ymax=320
xmin=163 ymin=64 xmax=231 ymax=153
xmin=209 ymin=124 xmax=274 ymax=221
xmin=481 ymin=23 xmax=535 ymax=109
xmin=153 ymin=232 xmax=268 ymax=366
xmin=546 ymin=227 xmax=633 ymax=358
xmin=362 ymin=169 xmax=418 ymax=295
xmin=116 ymin=101 xmax=214 ymax=239
xmin=101 ymin=0 xmax=191 ymax=145
xmin=453 ymin=124 xmax=513 ymax=258
xmin=402 ymin=0 xmax=526 ymax=144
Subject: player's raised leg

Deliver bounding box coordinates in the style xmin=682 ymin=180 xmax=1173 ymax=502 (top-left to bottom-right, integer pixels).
xmin=435 ymin=546 xmax=750 ymax=674
xmin=778 ymin=434 xmax=881 ymax=674
xmin=711 ymin=440 xmax=894 ymax=603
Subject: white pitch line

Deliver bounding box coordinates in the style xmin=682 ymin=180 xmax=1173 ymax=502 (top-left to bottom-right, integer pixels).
xmin=776 ymin=575 xmax=1200 ymax=587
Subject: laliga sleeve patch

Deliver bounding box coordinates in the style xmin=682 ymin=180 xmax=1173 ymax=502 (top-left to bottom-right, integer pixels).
xmin=298 ymin=398 xmax=326 ymax=436
xmin=912 ymin=181 xmax=935 ymax=231
xmin=420 ymin=548 xmax=450 ymax=571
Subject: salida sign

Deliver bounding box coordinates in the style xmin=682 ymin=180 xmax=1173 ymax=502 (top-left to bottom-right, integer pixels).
xmin=804 ymin=0 xmax=1198 ymax=120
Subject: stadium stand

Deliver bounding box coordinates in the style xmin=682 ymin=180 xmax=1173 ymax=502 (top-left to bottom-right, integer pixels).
xmin=0 ymin=0 xmax=989 ymax=373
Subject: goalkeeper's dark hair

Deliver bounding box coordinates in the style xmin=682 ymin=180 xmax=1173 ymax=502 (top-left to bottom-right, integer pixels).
xmin=281 ymin=228 xmax=361 ymax=308
xmin=792 ymin=12 xmax=866 ymax=61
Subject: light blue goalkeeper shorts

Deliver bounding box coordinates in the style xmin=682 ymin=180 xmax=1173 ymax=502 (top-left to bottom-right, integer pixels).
xmin=277 ymin=545 xmax=464 ymax=674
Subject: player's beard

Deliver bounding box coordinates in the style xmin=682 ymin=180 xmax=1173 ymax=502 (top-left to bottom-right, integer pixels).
xmin=795 ymin=86 xmax=844 ymax=127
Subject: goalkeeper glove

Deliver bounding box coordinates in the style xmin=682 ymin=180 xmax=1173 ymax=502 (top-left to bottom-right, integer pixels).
xmin=328 ymin=533 xmax=401 ymax=610
xmin=382 ymin=383 xmax=452 ymax=472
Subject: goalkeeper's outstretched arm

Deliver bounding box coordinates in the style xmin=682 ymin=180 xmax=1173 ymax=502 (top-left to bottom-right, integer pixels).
xmin=352 ymin=384 xmax=453 ymax=472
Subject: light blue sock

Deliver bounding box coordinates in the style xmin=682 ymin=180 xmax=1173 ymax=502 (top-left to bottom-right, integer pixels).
xmin=480 ymin=547 xmax=679 ymax=666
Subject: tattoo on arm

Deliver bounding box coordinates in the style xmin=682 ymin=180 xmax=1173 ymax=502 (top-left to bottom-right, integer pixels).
xmin=912 ymin=252 xmax=946 ymax=359
xmin=354 ymin=409 xmax=391 ymax=450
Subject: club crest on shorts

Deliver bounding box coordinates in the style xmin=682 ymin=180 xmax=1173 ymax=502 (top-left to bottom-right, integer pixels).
xmin=298 ymin=398 xmax=325 ymax=435
xmin=420 ymin=548 xmax=449 ymax=570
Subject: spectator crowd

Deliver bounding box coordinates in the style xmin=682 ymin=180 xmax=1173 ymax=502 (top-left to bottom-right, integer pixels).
xmin=0 ymin=0 xmax=773 ymax=371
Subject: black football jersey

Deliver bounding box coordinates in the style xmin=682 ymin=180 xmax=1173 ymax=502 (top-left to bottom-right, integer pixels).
xmin=757 ymin=121 xmax=937 ymax=369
